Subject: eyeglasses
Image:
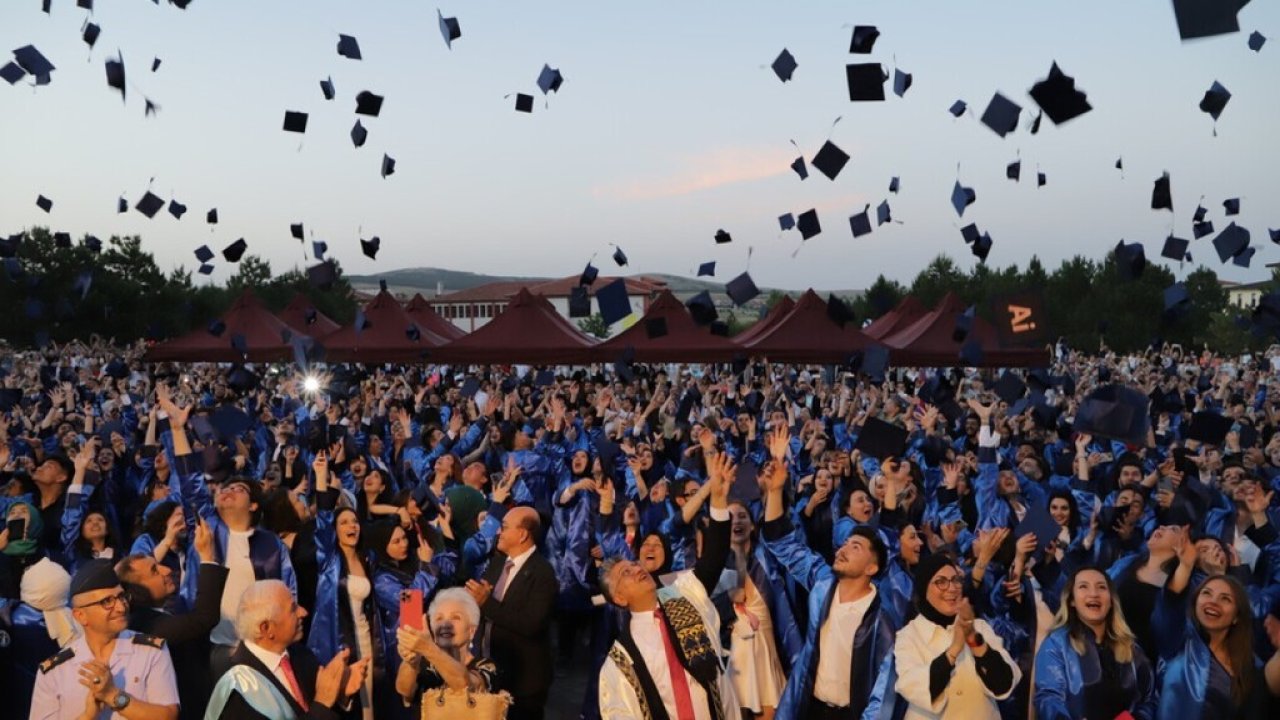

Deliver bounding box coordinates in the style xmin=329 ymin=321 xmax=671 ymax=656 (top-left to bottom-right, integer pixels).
xmin=931 ymin=576 xmax=965 ymax=590
xmin=75 ymin=591 xmax=130 ymax=611
xmin=218 ymin=484 xmax=250 ymax=495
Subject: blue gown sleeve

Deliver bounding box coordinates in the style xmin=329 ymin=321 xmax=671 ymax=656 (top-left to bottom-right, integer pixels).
xmin=759 ymin=516 xmax=833 ymax=592
xmin=1031 ymin=630 xmax=1073 ymax=720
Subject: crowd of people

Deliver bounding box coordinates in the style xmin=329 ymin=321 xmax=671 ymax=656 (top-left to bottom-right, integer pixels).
xmin=3 ymin=336 xmax=1280 ymax=720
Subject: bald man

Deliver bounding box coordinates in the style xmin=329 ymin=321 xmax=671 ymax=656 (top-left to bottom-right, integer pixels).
xmin=465 ymin=506 xmax=556 ymax=720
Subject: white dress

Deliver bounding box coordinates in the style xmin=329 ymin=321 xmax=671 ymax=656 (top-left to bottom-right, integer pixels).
xmin=728 ymin=577 xmax=786 ymax=713
xmin=347 ymin=573 xmax=376 ymax=720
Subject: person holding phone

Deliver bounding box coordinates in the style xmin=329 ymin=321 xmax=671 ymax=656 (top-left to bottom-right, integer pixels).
xmin=367 ymin=514 xmax=457 ymax=677
xmin=394 ymin=588 xmax=497 ymax=703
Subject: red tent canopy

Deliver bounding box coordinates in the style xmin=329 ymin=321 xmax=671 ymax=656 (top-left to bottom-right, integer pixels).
xmin=732 ymin=295 xmax=795 ymax=345
xmin=595 ymin=290 xmax=739 ymax=362
xmin=432 ymin=288 xmax=599 ymax=365
xmin=864 ymin=296 xmax=925 ymax=340
xmin=276 ymin=293 xmax=341 ymax=337
xmin=883 ymin=292 xmax=1050 ymax=367
xmin=324 ymin=290 xmax=451 ymax=363
xmin=145 ymin=289 xmax=303 ymax=362
xmin=739 ymin=290 xmax=872 ymax=363
xmin=405 ymin=293 xmax=465 ymax=341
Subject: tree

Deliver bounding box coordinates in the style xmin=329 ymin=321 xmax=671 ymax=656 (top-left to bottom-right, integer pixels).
xmin=577 ymin=313 xmax=609 ymax=339
xmin=856 ymin=274 xmax=906 ymax=320
xmin=909 ymin=255 xmax=965 ymax=307
xmin=227 ymin=255 xmax=273 ymax=291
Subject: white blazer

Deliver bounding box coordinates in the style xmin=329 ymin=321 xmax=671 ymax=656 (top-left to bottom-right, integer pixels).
xmin=893 ymin=614 xmax=1021 ymax=720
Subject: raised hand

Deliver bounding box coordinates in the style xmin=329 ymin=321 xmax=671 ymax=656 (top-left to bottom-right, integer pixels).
xmin=707 ymin=451 xmax=738 ymax=508
xmin=766 ymin=425 xmax=790 ymax=462
xmin=974 ymin=526 xmax=1010 ymax=566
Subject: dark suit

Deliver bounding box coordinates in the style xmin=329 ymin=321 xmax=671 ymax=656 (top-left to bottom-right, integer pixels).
xmin=481 ymin=548 xmax=557 ymax=720
xmin=129 ymin=562 xmax=229 ymax=720
xmin=212 ymin=642 xmax=341 ymax=720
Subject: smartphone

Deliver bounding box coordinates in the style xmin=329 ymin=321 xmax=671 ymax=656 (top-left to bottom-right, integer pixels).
xmin=1097 ymin=452 xmax=1114 ymax=463
xmin=6 ymin=517 xmax=26 ymax=541
xmin=400 ymin=589 xmax=424 ymax=630
xmin=1157 ymin=477 xmax=1175 ymax=495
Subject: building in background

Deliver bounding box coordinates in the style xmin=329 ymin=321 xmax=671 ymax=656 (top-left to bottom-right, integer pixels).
xmin=427 ymin=275 xmax=666 ymax=337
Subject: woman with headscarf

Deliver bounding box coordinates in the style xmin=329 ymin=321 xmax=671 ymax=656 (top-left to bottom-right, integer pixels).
xmin=367 ymin=518 xmax=455 ymax=672
xmin=894 ymin=554 xmax=1021 ymax=720
xmin=0 ymin=498 xmax=46 ymax=597
xmin=1 ymin=557 xmax=77 ymax=720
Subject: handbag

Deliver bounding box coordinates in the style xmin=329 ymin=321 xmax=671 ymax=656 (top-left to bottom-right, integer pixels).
xmin=421 ymin=686 xmax=513 ymax=720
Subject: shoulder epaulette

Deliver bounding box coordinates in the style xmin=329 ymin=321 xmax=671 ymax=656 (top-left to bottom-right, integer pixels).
xmin=132 ymin=633 xmax=166 ymax=649
xmin=39 ymin=648 xmax=75 ymax=674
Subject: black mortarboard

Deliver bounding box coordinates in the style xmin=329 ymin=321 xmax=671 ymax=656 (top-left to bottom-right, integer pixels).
xmin=889 ymin=176 xmax=900 ymax=193
xmin=337 ymin=34 xmax=362 ymax=60
xmin=70 ymin=560 xmax=120 ymax=598
xmin=961 ymin=223 xmax=981 ymax=245
xmin=1232 ymin=246 xmax=1256 ymax=268
xmin=596 ymin=278 xmax=631 ymax=325
xmin=151 ymin=56 xmax=162 ymax=72
xmin=1213 ymin=222 xmax=1249 ymax=262
xmin=849 ymin=207 xmax=873 ymax=238
xmin=1172 ymin=0 xmax=1248 ymax=40
xmin=827 ymin=294 xmax=855 ymax=328
xmin=289 ymin=223 xmax=304 ymax=240
xmin=515 ymin=93 xmax=533 ymax=112
xmin=876 ymin=200 xmax=892 ymax=226
xmin=355 ymin=91 xmax=384 ymax=117
xmin=1074 ymin=384 xmax=1150 ymax=445
xmin=846 ymin=63 xmax=886 ymax=101
xmin=644 ymin=316 xmax=668 ymax=339
xmin=1152 ymin=172 xmax=1173 ymax=211
xmin=168 ymin=199 xmax=187 ymax=219
xmin=537 ymin=64 xmax=564 ymax=94
xmin=459 ymin=377 xmax=480 ymax=398
xmin=1037 ymin=172 xmax=1046 ymax=187
xmin=198 ymin=264 xmax=213 ymax=275
xmin=1194 ymin=221 xmax=1215 ymax=239
xmin=312 ymin=240 xmax=328 ymax=260
xmin=685 ymin=291 xmax=717 ymax=326
xmin=78 ymin=0 xmax=93 ymax=9
xmin=972 ymin=232 xmax=993 ymax=262
xmin=320 ymin=76 xmax=335 ymax=100
xmin=222 ymin=238 xmax=248 ymax=263
xmin=579 ymin=262 xmax=599 ymax=286
xmin=949 ymin=99 xmax=967 ymax=117
xmin=351 ymin=120 xmax=368 ymax=147
xmin=811 ymin=141 xmax=850 ymax=181
xmin=1187 ymin=411 xmax=1233 ymax=446
xmin=206 ymin=208 xmax=218 ymax=224
xmin=893 ymin=68 xmax=912 ymax=97
xmin=381 ymin=154 xmax=396 ymax=178
xmin=1161 ymin=235 xmax=1190 ymax=261
xmin=438 ymin=9 xmax=462 ymax=48
xmin=84 ymin=235 xmax=102 ymax=253
xmin=230 ymin=333 xmax=249 ymax=357
xmin=1028 ymin=62 xmax=1092 ymax=124
xmin=207 ymin=319 xmax=226 ymax=337
xmin=83 ymin=23 xmax=101 ymax=49
xmin=980 ymin=92 xmax=1021 ymax=137
xmin=771 ymin=48 xmax=797 ymax=82
xmin=860 ymin=344 xmax=890 ymax=382
xmin=568 ymin=286 xmax=590 ymax=317
xmin=854 ymin=417 xmax=908 ymax=459
xmin=1 ymin=62 xmax=25 ymax=85
xmin=612 ymin=247 xmax=628 ymax=266
xmin=1114 ymin=240 xmax=1146 ymax=281
xmin=993 ymin=371 xmax=1027 ymax=404
xmin=53 ymin=232 xmax=72 ymax=248
xmin=405 ymin=324 xmax=421 ymax=342
xmin=697 ymin=261 xmax=715 ymax=277
xmin=36 ymin=195 xmax=52 ymax=213
xmin=360 ymin=236 xmax=381 ymax=259
xmin=849 ymin=25 xmax=880 ymax=53
xmin=726 ymin=272 xmax=759 ymax=306
xmin=105 ymin=51 xmax=124 ymax=100
xmin=797 ymin=209 xmax=820 ymax=240
xmin=1199 ymin=81 xmax=1231 ymax=120
xmin=1249 ymin=31 xmax=1267 ymax=51
xmin=1223 ymin=198 xmax=1240 ymax=215
xmin=1192 ymin=204 xmax=1207 ymax=223
xmin=791 ymin=156 xmax=808 ymax=179
xmin=136 ymin=191 xmax=164 ymax=218
xmin=953 ymin=304 xmax=975 ymax=342
xmin=1030 ymin=112 xmax=1043 ymax=134
xmin=951 ymin=181 xmax=976 ymax=217
xmin=779 ymin=213 xmax=795 ymax=231
xmin=1164 ymin=282 xmax=1192 ymax=315
xmin=1270 ymin=228 xmax=1280 ymax=245
xmin=14 ymin=46 xmax=55 ymax=84
xmin=1006 ymin=160 xmax=1021 ymax=181
xmin=714 ymin=229 xmax=732 ymax=244
xmin=283 ymin=111 xmax=308 ymax=133
xmin=195 ymin=245 xmax=214 ymax=263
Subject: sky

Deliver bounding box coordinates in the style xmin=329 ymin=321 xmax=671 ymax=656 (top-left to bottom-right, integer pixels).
xmin=2 ymin=0 xmax=1278 ymax=293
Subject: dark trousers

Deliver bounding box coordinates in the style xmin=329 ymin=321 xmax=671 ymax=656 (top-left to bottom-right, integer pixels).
xmin=810 ymin=699 xmax=856 ymax=720
xmin=508 ymin=704 xmax=546 ymax=720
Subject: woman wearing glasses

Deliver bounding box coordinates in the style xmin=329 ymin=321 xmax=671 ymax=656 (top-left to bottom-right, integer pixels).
xmin=895 ymin=555 xmax=1021 ymax=720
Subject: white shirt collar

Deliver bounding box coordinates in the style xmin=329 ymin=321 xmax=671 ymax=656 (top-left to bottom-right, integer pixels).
xmin=244 ymin=640 xmax=288 ymax=671
xmin=505 ymin=544 xmax=537 ymax=574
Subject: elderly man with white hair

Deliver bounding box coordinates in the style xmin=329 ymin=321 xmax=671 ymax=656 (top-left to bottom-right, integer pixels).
xmin=394 ymin=586 xmax=499 ymax=705
xmin=204 ymin=580 xmax=367 ymax=720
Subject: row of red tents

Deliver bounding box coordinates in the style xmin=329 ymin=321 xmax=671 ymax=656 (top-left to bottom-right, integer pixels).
xmin=144 ymin=287 xmax=1048 ymax=368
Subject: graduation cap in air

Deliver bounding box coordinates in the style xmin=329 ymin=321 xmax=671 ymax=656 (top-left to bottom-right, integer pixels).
xmin=1171 ymin=0 xmax=1249 ymax=40
xmin=83 ymin=23 xmax=101 ymax=49
xmin=1270 ymin=228 xmax=1280 ymax=245
xmin=889 ymin=176 xmax=900 ymax=193
xmin=951 ymin=181 xmax=976 ymax=217
xmin=1213 ymin=223 xmax=1249 ymax=263
xmin=283 ymin=111 xmax=308 ymax=133
xmin=1194 ymin=221 xmax=1215 ymax=239
xmin=811 ymin=141 xmax=850 ymax=181
xmin=438 ymin=9 xmax=462 ymax=48
xmin=104 ymin=51 xmax=124 ymax=100
xmin=197 ymin=264 xmax=213 ymax=275
xmin=135 ymin=191 xmax=164 ymax=218
xmin=953 ymin=304 xmax=975 ymax=342
xmin=849 ymin=25 xmax=880 ymax=53
xmin=14 ymin=46 xmax=55 ymax=85
xmin=1163 ymin=282 xmax=1192 ymax=320
xmin=859 ymin=345 xmax=891 ymax=383
xmin=1028 ymin=62 xmax=1092 ymax=124
xmin=797 ymin=209 xmax=821 ymax=240
xmin=1186 ymin=410 xmax=1233 ymax=446
xmin=893 ymin=68 xmax=912 ymax=97
xmin=697 ymin=261 xmax=716 ymax=277
xmin=355 ymin=91 xmax=384 ymax=117
xmin=207 ymin=319 xmax=226 ymax=337
xmin=854 ymin=417 xmax=908 ymax=460
xmin=980 ymin=92 xmax=1021 ymax=137
xmin=948 ymin=100 xmax=967 ymax=117
xmin=53 ymin=232 xmax=72 ymax=249
xmin=514 ymin=93 xmax=533 ymax=113
xmin=1030 ymin=113 xmax=1043 ymax=134
xmin=1232 ymin=246 xmax=1256 ymax=268
xmin=1037 ymin=172 xmax=1047 ymax=187
xmin=381 ymin=154 xmax=396 ymax=178
xmin=714 ymin=229 xmax=732 ymax=244
xmin=1249 ymin=31 xmax=1267 ymax=51
xmin=360 ymin=236 xmax=381 ymax=259
xmin=876 ymin=200 xmax=892 ymax=226
xmin=972 ymin=232 xmax=993 ymax=262
xmin=1114 ymin=240 xmax=1146 ymax=281
xmin=205 ymin=208 xmax=217 ymax=224
xmin=778 ymin=213 xmax=795 ymax=231
xmin=1006 ymin=161 xmax=1021 ymax=181
xmin=1151 ymin=172 xmax=1173 ymax=211
xmin=1161 ymin=235 xmax=1190 ymax=262
xmin=312 ymin=240 xmax=328 ymax=260
xmin=790 ymin=156 xmax=808 ymax=180
xmin=579 ymin=262 xmax=599 ymax=286
xmin=1 ymin=62 xmax=26 ymax=85
xmin=1223 ymin=198 xmax=1240 ymax=215
xmin=612 ymin=246 xmax=628 ymax=266
xmin=685 ymin=291 xmax=717 ymax=326
xmin=285 ymin=223 xmax=302 ymax=241
xmin=596 ymin=278 xmax=631 ymax=325
xmin=1074 ymin=384 xmax=1150 ymax=445
xmin=726 ymin=272 xmax=759 ymax=306
xmin=222 ymin=238 xmax=248 ymax=263
xmin=36 ymin=195 xmax=52 ymax=213
xmin=168 ymin=199 xmax=187 ymax=219
xmin=195 ymin=245 xmax=214 ymax=263
xmin=644 ymin=316 xmax=668 ymax=339
xmin=771 ymin=49 xmax=797 ymax=82
xmin=1199 ymin=81 xmax=1231 ymax=121
xmin=537 ymin=64 xmax=564 ymax=94
xmin=318 ymin=76 xmax=335 ymax=100
xmin=827 ymin=294 xmax=855 ymax=328
xmin=846 ymin=63 xmax=886 ymax=101
xmin=849 ymin=207 xmax=873 ymax=238
xmin=84 ymin=236 xmax=102 ymax=253
xmin=337 ymin=34 xmax=362 ymax=60
xmin=568 ymin=286 xmax=590 ymax=318
xmin=960 ymin=223 xmax=981 ymax=246
xmin=994 ymin=371 xmax=1029 ymax=405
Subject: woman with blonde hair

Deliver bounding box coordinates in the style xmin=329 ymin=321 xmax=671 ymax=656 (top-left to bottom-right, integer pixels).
xmin=1033 ymin=566 xmax=1157 ymax=720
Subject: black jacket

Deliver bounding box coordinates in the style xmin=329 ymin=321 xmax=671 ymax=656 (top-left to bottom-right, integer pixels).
xmin=480 ymin=548 xmax=557 ymax=706
xmin=212 ymin=643 xmax=341 ymax=720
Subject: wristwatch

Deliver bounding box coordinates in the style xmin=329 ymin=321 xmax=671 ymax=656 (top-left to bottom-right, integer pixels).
xmin=111 ymin=691 xmax=132 ymax=712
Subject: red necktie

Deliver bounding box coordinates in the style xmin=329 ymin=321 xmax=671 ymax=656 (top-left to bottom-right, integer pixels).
xmin=279 ymin=654 xmax=310 ymax=711
xmin=654 ymin=607 xmax=697 ymax=720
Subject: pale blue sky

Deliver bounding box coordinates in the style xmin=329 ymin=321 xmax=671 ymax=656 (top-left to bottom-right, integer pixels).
xmin=2 ymin=0 xmax=1277 ymax=291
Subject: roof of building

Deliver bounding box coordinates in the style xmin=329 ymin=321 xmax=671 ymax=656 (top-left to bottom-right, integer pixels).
xmin=429 ymin=275 xmax=666 ymax=304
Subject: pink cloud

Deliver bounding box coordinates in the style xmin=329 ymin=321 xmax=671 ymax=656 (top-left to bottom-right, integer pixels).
xmin=594 ymin=145 xmax=796 ymax=201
